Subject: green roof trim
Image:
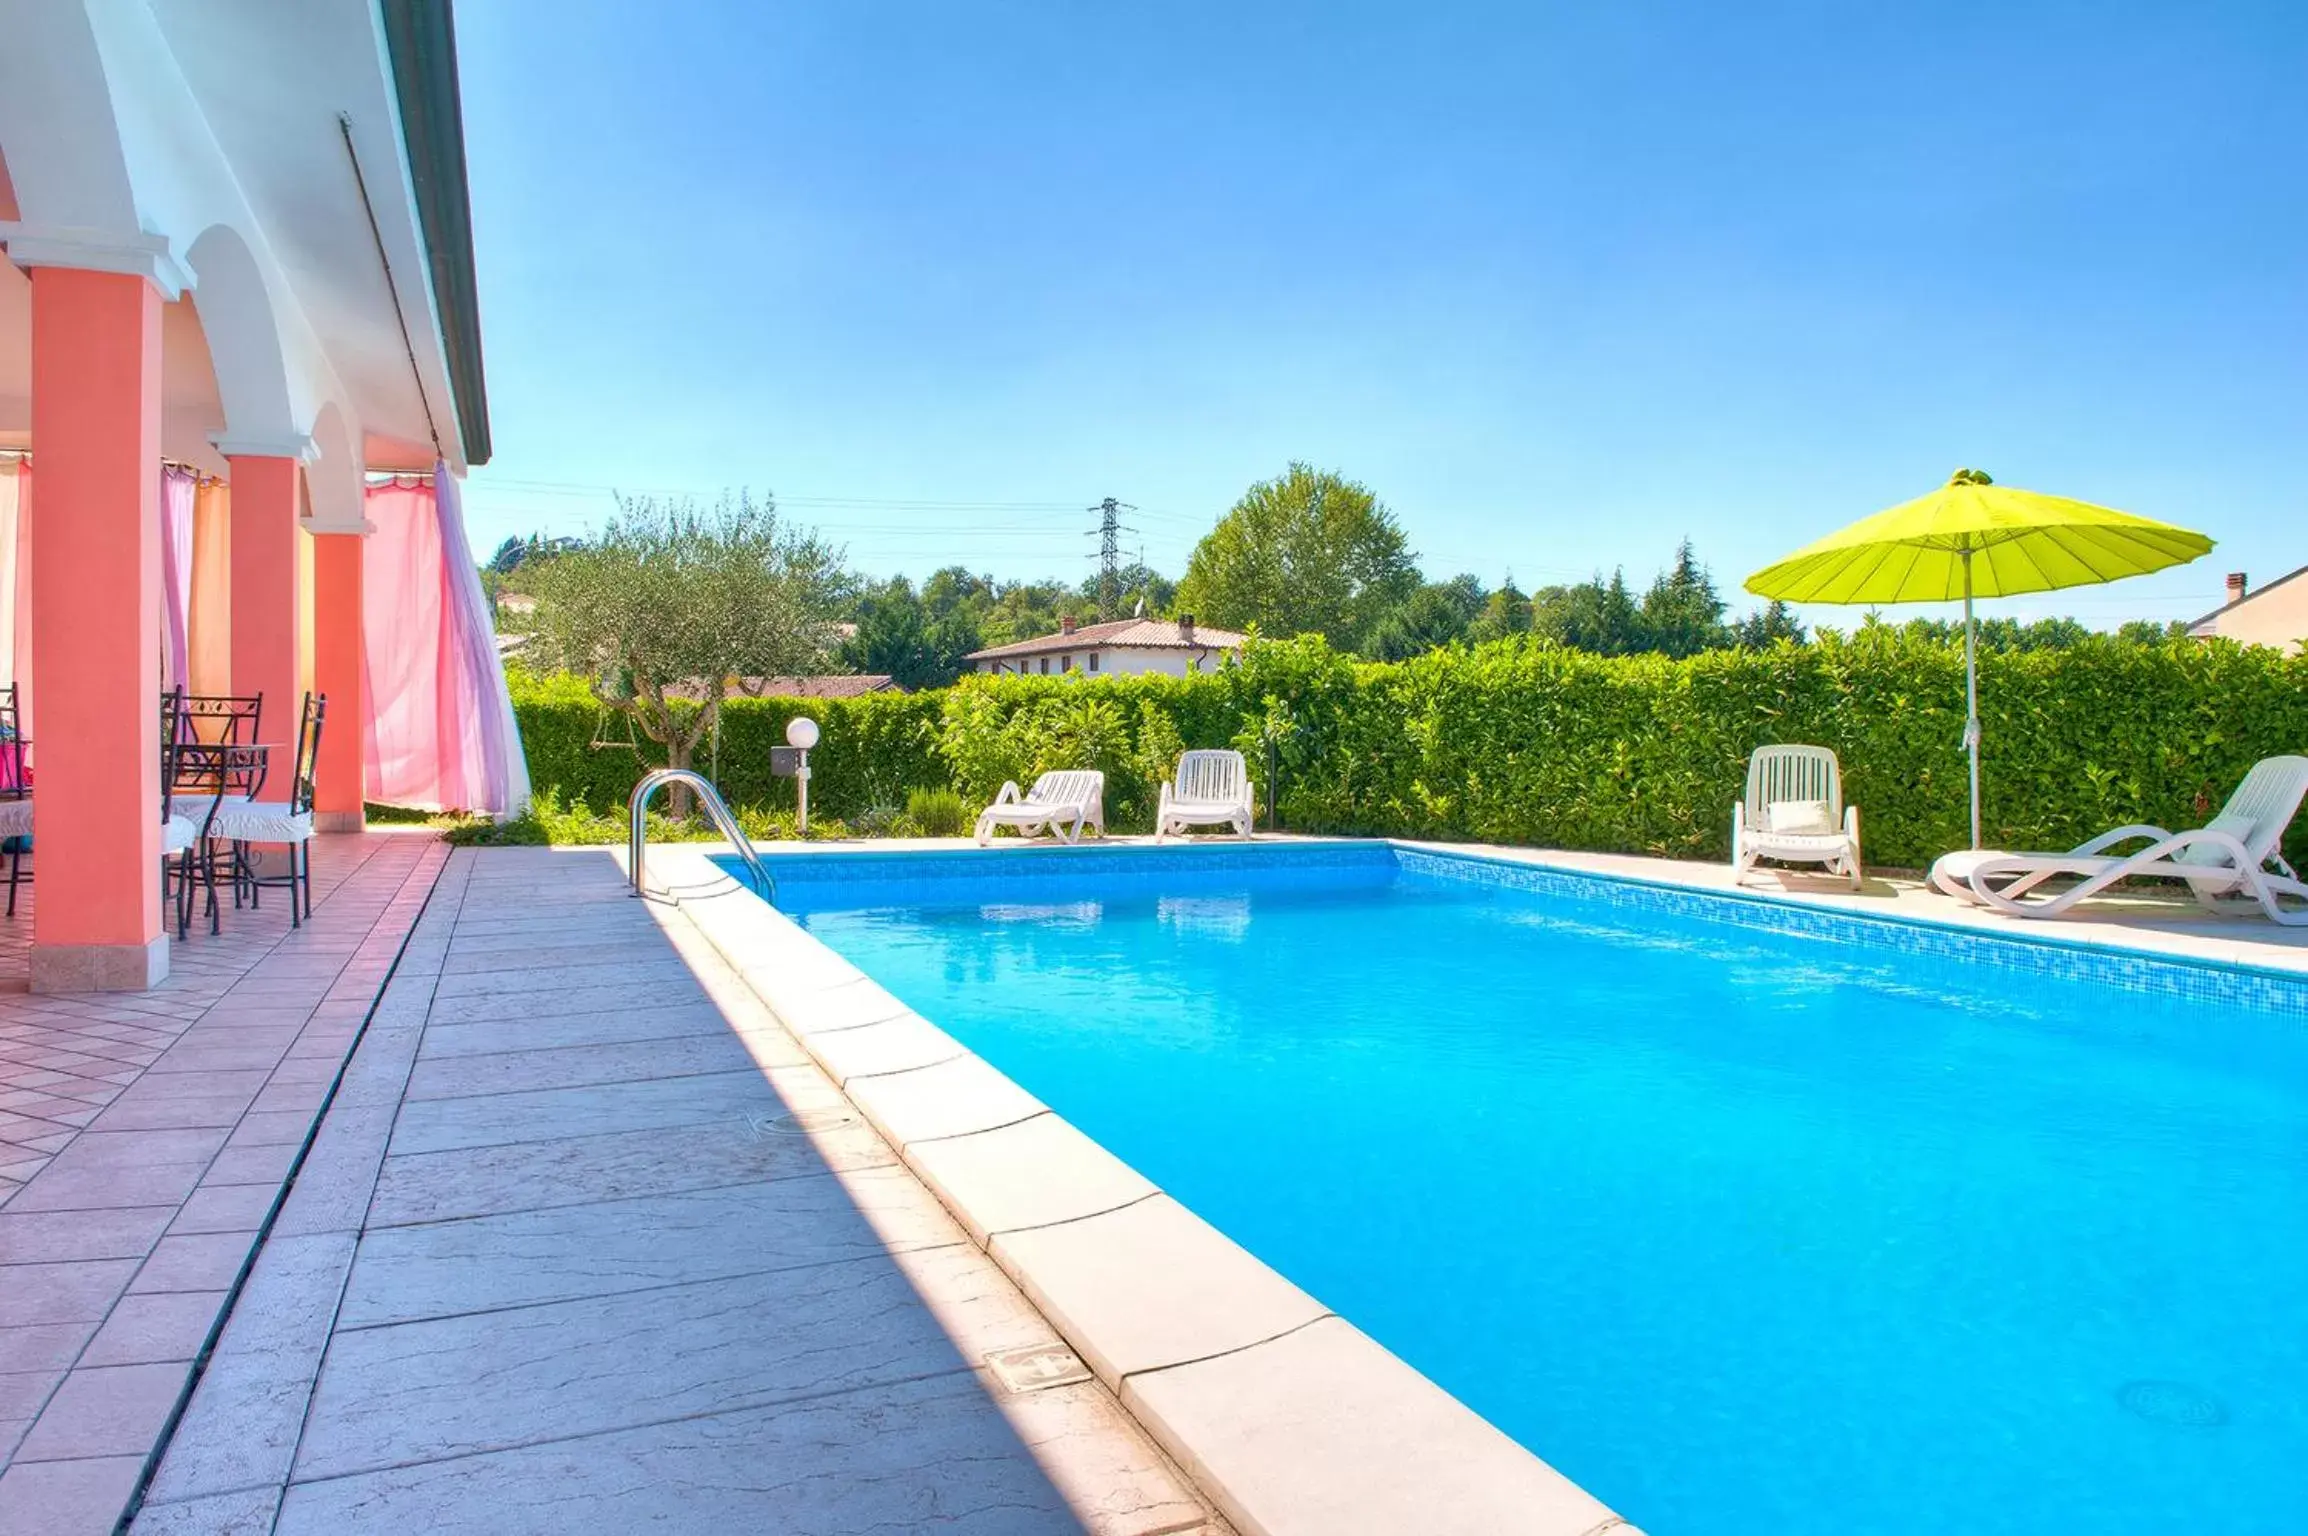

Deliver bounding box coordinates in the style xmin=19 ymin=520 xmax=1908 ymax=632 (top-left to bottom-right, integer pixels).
xmin=380 ymin=0 xmax=491 ymax=466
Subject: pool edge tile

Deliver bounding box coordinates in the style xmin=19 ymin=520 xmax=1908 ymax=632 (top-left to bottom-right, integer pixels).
xmin=801 ymin=1015 xmax=970 ymax=1089
xmin=989 ymin=1194 xmax=1331 ymax=1389
xmin=843 ymin=1054 xmax=1048 ymax=1149
xmin=653 ymin=838 xmax=1648 ymax=1536
xmin=903 ymin=1113 xmax=1157 ymax=1247
xmin=1121 ymin=1315 xmax=1632 ymax=1536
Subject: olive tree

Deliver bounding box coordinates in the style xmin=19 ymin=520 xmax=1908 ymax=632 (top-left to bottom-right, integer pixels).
xmin=519 ymin=491 xmax=847 ymax=798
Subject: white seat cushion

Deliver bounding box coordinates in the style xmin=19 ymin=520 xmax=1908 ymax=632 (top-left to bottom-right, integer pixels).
xmin=163 ymin=813 xmax=205 ymax=855
xmin=1929 ymin=848 xmax=2007 ymax=888
xmin=0 ymin=798 xmax=31 ymax=837
xmin=209 ymin=802 xmax=315 ymax=844
xmin=1765 ymin=799 xmax=1836 ymax=835
xmin=2174 ymin=810 xmax=2259 ymax=867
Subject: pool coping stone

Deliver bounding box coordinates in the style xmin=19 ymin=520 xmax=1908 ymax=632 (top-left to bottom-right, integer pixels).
xmin=652 ymin=841 xmax=1647 ymax=1536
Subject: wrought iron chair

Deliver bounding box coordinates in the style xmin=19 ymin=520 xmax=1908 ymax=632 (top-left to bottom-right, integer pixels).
xmin=0 ymin=683 xmax=30 ymax=917
xmin=212 ymin=692 xmax=324 ymax=925
xmin=160 ymin=691 xmax=237 ymax=938
xmin=174 ymin=690 xmax=263 ymax=747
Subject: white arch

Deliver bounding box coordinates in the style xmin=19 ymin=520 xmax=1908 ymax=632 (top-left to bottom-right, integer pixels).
xmin=305 ymin=399 xmax=368 ymax=534
xmin=184 ymin=224 xmax=298 ymax=448
xmin=0 ymin=1 xmax=143 ymax=245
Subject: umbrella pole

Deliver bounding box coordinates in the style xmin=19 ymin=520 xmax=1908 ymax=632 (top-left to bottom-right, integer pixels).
xmin=1962 ymin=547 xmax=1981 ymax=849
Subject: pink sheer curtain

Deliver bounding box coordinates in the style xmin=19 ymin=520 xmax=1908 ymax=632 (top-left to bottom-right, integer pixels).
xmin=362 ymin=463 xmax=529 ymax=815
xmin=159 ymin=466 xmax=195 ymax=693
xmin=0 ymin=460 xmax=20 ymax=694
xmin=8 ymin=460 xmax=30 ymax=756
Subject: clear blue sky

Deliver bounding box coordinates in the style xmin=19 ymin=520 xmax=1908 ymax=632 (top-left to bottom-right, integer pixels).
xmin=453 ymin=0 xmax=2304 ymax=629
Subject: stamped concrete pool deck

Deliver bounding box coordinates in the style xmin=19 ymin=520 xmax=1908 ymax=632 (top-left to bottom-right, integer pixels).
xmin=14 ymin=830 xmax=2303 ymax=1535
xmin=128 ymin=846 xmax=1222 ymax=1536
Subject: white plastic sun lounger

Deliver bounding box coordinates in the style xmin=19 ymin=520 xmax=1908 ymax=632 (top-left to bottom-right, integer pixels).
xmin=1928 ymin=754 xmax=2308 ymax=926
xmin=974 ymin=769 xmax=1105 ymax=847
xmin=1156 ymin=749 xmax=1254 ymax=842
xmin=1732 ymin=744 xmax=1862 ymax=889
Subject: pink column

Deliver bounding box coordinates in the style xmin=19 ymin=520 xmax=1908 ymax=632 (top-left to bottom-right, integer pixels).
xmin=312 ymin=531 xmax=366 ymax=830
xmin=29 ymin=268 xmax=167 ymax=992
xmin=225 ymin=453 xmax=306 ymax=803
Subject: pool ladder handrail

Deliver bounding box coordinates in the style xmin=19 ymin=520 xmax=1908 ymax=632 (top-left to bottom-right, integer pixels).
xmin=628 ymin=768 xmax=776 ymax=904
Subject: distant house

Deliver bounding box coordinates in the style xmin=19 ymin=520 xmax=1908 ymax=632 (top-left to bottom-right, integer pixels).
xmin=966 ymin=615 xmax=1247 ymax=678
xmin=740 ymin=674 xmax=899 ymax=699
xmin=2189 ymin=568 xmax=2308 ymax=654
xmin=666 ymin=675 xmax=900 ymax=700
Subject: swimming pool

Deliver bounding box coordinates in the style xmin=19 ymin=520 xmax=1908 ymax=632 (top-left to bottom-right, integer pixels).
xmin=738 ymin=842 xmax=2308 ymax=1535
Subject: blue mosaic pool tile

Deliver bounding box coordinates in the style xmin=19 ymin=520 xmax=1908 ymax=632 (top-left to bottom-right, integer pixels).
xmin=718 ymin=838 xmax=2308 ymax=1019
xmin=1394 ymin=846 xmax=2308 ymax=1018
xmin=749 ymin=838 xmax=1393 ymax=892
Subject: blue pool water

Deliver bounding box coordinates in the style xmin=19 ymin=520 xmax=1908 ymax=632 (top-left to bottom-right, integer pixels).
xmin=748 ymin=844 xmax=2308 ymax=1535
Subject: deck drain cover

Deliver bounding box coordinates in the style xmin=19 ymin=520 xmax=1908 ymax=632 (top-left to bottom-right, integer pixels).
xmin=985 ymin=1343 xmax=1093 ymax=1395
xmin=747 ymin=1107 xmax=857 ymax=1138
xmin=2117 ymin=1379 xmax=2228 ymax=1428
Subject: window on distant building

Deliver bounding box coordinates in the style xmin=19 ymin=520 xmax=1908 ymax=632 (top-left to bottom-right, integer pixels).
xmin=1038 ymin=656 xmax=1049 ymax=674
xmin=1087 ymin=652 xmax=1099 ymax=673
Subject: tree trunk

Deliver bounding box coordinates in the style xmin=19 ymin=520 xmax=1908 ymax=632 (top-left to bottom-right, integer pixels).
xmin=666 ymin=696 xmax=721 ymax=823
xmin=622 ymin=679 xmax=712 ymax=823
xmin=663 ymin=738 xmax=695 ymax=820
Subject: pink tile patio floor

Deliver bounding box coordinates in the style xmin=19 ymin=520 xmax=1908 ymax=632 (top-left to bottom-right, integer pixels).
xmin=0 ymin=830 xmax=448 ymax=1535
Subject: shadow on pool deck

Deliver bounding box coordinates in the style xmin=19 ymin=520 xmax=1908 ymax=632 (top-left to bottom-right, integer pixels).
xmin=0 ymin=832 xmax=447 ymax=1536
xmin=128 ymin=847 xmax=1213 ymax=1536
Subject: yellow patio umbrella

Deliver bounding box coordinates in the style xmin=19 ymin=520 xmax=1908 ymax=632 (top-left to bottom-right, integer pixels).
xmin=1745 ymin=469 xmax=2214 ymax=849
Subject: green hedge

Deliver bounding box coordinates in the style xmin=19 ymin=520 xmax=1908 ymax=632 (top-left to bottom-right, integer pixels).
xmin=508 ymin=634 xmax=2308 ymax=869
xmin=510 ymin=668 xmax=947 ymax=817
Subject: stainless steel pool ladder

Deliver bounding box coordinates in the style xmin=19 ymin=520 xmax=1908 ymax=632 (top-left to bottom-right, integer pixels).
xmin=628 ymin=769 xmax=777 ymax=904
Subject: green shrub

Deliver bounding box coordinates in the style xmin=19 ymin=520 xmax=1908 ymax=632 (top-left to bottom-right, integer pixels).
xmin=498 ymin=635 xmax=2308 ymax=868
xmin=444 ymin=785 xmax=857 ymax=846
xmin=847 ymin=804 xmax=914 ymax=839
xmin=905 ymin=787 xmax=972 ymax=837
xmin=505 ymin=666 xmax=947 ymax=819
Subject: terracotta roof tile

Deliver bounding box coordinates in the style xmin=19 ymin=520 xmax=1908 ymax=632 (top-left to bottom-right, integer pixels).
xmin=665 ymin=675 xmax=899 ymax=700
xmin=964 ymin=618 xmax=1247 ymax=661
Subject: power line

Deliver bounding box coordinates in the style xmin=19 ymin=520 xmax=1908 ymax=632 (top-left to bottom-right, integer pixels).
xmin=462 ymin=475 xmax=1209 ymax=518
xmin=1084 ymin=496 xmax=1138 ymax=618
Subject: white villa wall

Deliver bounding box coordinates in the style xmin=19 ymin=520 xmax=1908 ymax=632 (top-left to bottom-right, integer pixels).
xmin=2201 ymin=580 xmax=2308 ymax=655
xmin=1099 ymin=645 xmax=1223 ymax=677
xmin=976 ymin=644 xmax=1233 ymax=679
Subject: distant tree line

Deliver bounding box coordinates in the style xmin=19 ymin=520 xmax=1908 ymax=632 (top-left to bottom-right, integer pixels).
xmin=491 ymin=466 xmax=2200 ymax=697
xmin=840 ymin=563 xmax=1177 ymax=690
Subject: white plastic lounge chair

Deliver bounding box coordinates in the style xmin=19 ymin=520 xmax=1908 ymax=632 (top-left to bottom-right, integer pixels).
xmin=974 ymin=770 xmax=1105 ymax=846
xmin=1156 ymin=749 xmax=1254 ymax=842
xmin=1929 ymin=754 xmax=2308 ymax=926
xmin=1732 ymin=744 xmax=1862 ymax=889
